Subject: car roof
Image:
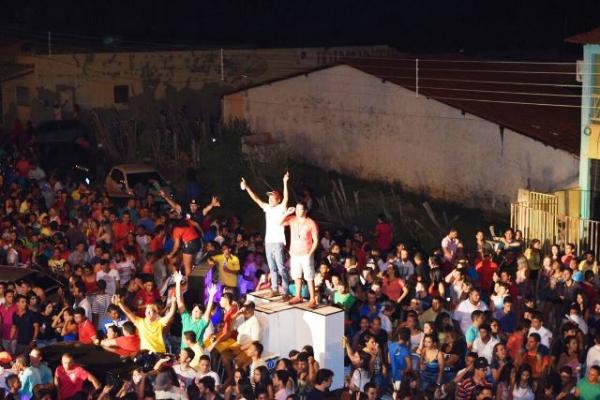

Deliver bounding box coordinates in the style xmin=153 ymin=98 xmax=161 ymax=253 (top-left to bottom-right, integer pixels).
xmin=112 ymin=164 xmax=159 ymax=174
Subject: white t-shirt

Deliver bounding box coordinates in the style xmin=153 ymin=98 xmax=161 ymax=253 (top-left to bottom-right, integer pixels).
xmin=96 ymin=269 xmax=120 ymax=295
xmin=454 ymin=299 xmax=488 ymax=333
xmin=528 ymin=326 xmax=553 ymax=348
xmin=196 ymin=370 xmax=221 ymax=387
xmin=263 ymin=203 xmax=286 ymax=244
xmin=235 ymin=315 xmax=261 ymax=346
xmin=472 ymin=336 xmax=499 ymax=364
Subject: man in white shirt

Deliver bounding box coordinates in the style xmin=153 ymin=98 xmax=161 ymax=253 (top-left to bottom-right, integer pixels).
xmin=220 ymin=302 xmax=262 ymax=377
xmin=73 ymin=282 xmax=92 ymax=320
xmin=96 ymin=259 xmax=120 ymax=296
xmin=586 ymin=333 xmax=600 ymax=375
xmin=528 ymin=312 xmax=553 ymax=349
xmin=196 ymin=355 xmax=221 ymax=392
xmin=472 ymin=323 xmax=499 ymax=364
xmin=441 ymin=228 xmax=463 ymax=262
xmin=454 ymin=288 xmax=488 ymax=333
xmin=154 ymin=348 xmax=197 ymax=388
xmin=241 ymin=172 xmax=290 ymax=299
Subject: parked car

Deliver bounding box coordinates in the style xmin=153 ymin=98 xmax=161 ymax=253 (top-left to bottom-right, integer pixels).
xmin=105 ymin=164 xmax=173 ymax=199
xmin=33 ymin=120 xmax=98 ymax=183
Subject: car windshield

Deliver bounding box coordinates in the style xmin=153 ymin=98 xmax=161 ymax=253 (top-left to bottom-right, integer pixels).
xmin=126 ymin=172 xmax=168 ymax=188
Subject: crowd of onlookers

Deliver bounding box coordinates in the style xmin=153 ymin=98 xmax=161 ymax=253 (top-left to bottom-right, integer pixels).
xmin=0 ymin=141 xmax=600 ymax=400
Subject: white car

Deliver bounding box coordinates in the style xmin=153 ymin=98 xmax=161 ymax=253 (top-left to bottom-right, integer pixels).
xmin=105 ymin=164 xmax=173 ymax=199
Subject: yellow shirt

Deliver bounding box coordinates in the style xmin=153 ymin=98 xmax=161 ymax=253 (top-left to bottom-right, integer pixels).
xmin=134 ymin=317 xmax=166 ymax=353
xmin=212 ymin=254 xmax=240 ymax=287
xmin=189 ymin=342 xmax=204 ymax=369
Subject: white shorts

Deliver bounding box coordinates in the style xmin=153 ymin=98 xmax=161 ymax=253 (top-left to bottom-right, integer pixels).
xmin=290 ymin=255 xmax=315 ymax=281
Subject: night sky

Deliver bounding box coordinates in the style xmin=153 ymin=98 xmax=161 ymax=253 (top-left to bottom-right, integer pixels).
xmin=1 ymin=0 xmax=598 ymax=56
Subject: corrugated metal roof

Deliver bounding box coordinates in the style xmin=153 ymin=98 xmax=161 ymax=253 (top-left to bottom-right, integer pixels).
xmin=344 ymin=57 xmax=581 ymax=154
xmin=225 ymin=57 xmax=581 ymax=154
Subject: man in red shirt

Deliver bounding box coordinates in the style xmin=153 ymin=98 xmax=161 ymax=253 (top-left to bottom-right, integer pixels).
xmin=74 ymin=307 xmax=97 ymax=345
xmin=134 ymin=278 xmax=160 ymax=317
xmin=474 ymin=252 xmax=497 ymax=295
xmin=54 ymin=353 xmax=100 ymax=400
xmin=112 ymin=211 xmax=134 ymax=252
xmin=100 ymin=321 xmax=141 ymax=357
xmin=374 ymin=214 xmax=393 ymax=254
xmin=281 ymin=202 xmax=319 ymax=309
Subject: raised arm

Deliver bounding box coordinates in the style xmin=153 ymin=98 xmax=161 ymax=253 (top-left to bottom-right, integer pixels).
xmin=240 ymin=178 xmax=267 ymax=208
xmin=174 ymin=271 xmax=186 ymax=314
xmin=203 ymin=284 xmax=218 ymax=321
xmin=202 ymin=196 xmax=221 ymax=216
xmin=158 ymin=190 xmax=182 ymax=215
xmin=282 ymin=172 xmax=290 ymax=207
xmin=159 ymin=297 xmax=177 ymax=326
xmin=279 ymin=207 xmax=296 ymax=226
xmin=114 ymin=295 xmax=137 ymax=323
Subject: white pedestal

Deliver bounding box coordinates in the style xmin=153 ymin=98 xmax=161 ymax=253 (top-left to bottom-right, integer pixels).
xmin=247 ymin=290 xmax=345 ymax=389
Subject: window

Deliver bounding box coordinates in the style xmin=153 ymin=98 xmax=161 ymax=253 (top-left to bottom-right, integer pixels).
xmin=16 ymin=86 xmax=30 ymax=106
xmin=113 ymin=85 xmax=129 ymax=104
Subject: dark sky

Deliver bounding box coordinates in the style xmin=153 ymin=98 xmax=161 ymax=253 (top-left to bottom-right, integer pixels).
xmin=1 ymin=0 xmax=599 ymax=57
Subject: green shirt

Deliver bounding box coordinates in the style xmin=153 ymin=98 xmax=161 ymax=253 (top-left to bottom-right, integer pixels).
xmin=333 ymin=292 xmax=356 ymax=311
xmin=577 ymin=378 xmax=600 ymax=400
xmin=180 ymin=311 xmax=209 ymax=349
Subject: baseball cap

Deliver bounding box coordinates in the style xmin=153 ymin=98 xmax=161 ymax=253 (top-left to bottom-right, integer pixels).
xmin=266 ymin=190 xmax=282 ymax=201
xmin=189 ymin=199 xmax=198 ymax=205
xmin=474 ymin=357 xmax=489 ymax=369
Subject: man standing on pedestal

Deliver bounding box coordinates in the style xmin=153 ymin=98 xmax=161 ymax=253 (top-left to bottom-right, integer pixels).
xmin=240 ymin=172 xmax=290 ymax=299
xmin=281 ymin=202 xmax=319 ymax=309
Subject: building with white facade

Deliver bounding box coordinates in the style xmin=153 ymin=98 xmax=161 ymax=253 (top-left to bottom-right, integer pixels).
xmin=223 ymin=57 xmax=581 ymax=211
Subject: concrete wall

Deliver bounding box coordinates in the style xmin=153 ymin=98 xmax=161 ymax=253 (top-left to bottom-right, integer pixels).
xmin=1 ymin=46 xmax=395 ymax=127
xmin=223 ymin=65 xmax=579 ymax=209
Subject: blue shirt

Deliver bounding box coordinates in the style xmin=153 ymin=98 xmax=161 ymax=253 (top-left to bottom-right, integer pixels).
xmin=388 ymin=342 xmax=411 ymax=381
xmin=465 ymin=325 xmax=479 ymax=345
xmin=495 ymin=310 xmax=516 ymax=334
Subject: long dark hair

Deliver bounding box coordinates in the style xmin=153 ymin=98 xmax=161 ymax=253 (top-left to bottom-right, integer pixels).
xmin=254 ymin=365 xmax=272 ymax=392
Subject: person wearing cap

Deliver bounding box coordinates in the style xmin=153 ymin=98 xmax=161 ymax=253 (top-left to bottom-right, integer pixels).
xmin=240 ymin=172 xmax=290 ymax=299
xmin=281 ymin=202 xmax=319 ymax=308
xmin=454 ymin=357 xmax=491 ymax=400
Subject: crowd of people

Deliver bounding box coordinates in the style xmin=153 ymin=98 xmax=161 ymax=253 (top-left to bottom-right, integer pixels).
xmin=0 ymin=146 xmax=599 ymax=400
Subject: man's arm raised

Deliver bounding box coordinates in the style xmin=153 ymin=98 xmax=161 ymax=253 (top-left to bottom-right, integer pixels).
xmin=282 ymin=171 xmax=290 ymax=207
xmin=158 ymin=190 xmax=182 ymax=215
xmin=240 ymin=178 xmax=267 ymax=208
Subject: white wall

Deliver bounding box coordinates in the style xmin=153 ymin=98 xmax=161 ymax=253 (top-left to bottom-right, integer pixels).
xmin=224 ymin=65 xmax=579 ymax=210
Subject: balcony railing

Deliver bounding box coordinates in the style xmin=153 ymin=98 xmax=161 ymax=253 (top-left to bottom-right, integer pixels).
xmin=511 ymin=202 xmax=600 ymax=256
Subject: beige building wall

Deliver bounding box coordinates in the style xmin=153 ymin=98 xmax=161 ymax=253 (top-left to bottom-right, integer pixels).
xmin=223 ymin=65 xmax=579 ymax=209
xmin=1 ymin=46 xmax=395 ymax=125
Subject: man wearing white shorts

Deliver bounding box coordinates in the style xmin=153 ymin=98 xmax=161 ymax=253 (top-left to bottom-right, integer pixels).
xmin=281 ymin=202 xmax=319 ymax=309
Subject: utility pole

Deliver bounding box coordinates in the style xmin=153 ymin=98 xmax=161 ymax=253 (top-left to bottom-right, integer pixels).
xmin=220 ymin=48 xmax=224 ymax=81
xmin=48 ymin=31 xmax=52 ymax=56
